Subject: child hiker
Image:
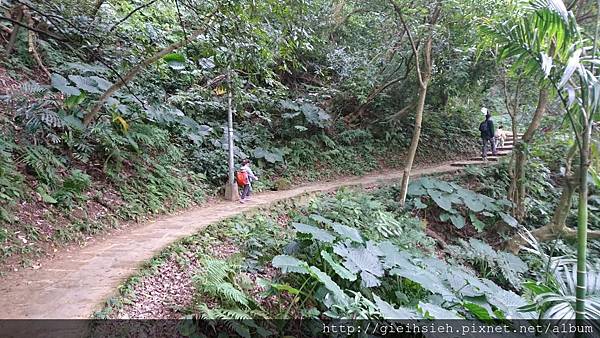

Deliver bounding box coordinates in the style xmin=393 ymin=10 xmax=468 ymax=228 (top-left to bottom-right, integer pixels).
xmin=238 ymin=159 xmax=258 ymax=203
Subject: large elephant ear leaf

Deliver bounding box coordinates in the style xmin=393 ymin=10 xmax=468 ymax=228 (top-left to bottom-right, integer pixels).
xmin=331 ymin=223 xmax=363 ymax=243
xmin=309 ymin=266 xmax=349 ymax=307
xmin=321 ymin=251 xmax=356 ymax=281
xmin=407 ymin=180 xmax=426 ymax=196
xmin=272 ymin=255 xmax=309 ymax=274
xmin=499 ymin=212 xmax=519 ymax=227
xmin=68 ymin=75 xmax=102 ymax=94
xmin=51 ymin=73 xmax=81 ymax=96
xmin=418 ymin=302 xmax=462 ymax=319
xmin=360 ymin=271 xmax=380 ymax=288
xmin=428 ymin=189 xmax=453 ymax=212
xmin=373 ymin=294 xmax=418 ymax=319
xmin=292 ymin=222 xmax=335 ymax=243
xmin=450 ymin=214 xmax=465 ymax=229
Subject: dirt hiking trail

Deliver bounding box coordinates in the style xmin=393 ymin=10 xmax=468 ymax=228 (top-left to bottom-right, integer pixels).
xmin=0 ymin=137 xmax=518 ymax=319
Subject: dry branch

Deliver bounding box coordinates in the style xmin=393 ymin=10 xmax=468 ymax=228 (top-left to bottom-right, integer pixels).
xmin=24 ymin=9 xmax=51 ymax=79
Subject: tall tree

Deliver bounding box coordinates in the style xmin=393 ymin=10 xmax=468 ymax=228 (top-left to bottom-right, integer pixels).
xmin=392 ymin=0 xmax=442 ymax=206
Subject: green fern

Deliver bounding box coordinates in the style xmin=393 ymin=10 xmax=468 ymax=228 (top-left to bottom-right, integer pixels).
xmin=193 ymin=258 xmax=268 ymax=327
xmin=212 ymin=282 xmax=250 ymax=307
xmin=20 ymin=146 xmax=63 ymax=187
xmin=196 ymin=258 xmax=230 ymax=285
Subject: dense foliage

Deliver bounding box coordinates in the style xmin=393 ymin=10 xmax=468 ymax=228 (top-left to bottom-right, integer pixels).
xmin=1 ymin=0 xmax=600 ymax=333
xmin=0 ymin=0 xmax=491 ymax=268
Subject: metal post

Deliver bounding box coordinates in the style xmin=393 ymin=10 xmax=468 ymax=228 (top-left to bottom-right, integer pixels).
xmin=225 ymin=68 xmax=238 ymax=200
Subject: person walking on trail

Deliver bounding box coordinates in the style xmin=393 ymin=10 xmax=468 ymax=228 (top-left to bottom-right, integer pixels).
xmin=238 ymin=159 xmax=258 ymax=203
xmin=495 ymin=124 xmax=507 ymax=148
xmin=479 ymin=108 xmax=497 ymax=160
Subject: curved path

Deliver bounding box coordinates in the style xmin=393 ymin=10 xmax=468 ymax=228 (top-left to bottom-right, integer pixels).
xmin=0 ymin=136 xmax=519 ymax=319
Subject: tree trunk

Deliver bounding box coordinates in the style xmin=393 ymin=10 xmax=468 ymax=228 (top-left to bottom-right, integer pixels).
xmin=509 ymin=88 xmax=548 ymax=221
xmin=83 ymin=13 xmax=215 ymax=126
xmin=392 ymin=0 xmax=440 ymax=206
xmin=5 ymin=6 xmax=23 ymax=56
xmin=506 ymin=145 xmax=576 ymax=252
xmin=398 ymin=79 xmax=429 ymax=205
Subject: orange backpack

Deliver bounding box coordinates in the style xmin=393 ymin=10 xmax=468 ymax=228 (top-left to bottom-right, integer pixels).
xmin=236 ymin=170 xmax=249 ymax=186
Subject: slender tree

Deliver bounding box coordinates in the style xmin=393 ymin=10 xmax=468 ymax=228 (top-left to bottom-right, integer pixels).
xmin=391 ymin=0 xmax=442 ymax=206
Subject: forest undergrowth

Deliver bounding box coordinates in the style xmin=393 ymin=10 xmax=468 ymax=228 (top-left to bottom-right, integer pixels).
xmin=93 ymin=157 xmax=600 ymax=336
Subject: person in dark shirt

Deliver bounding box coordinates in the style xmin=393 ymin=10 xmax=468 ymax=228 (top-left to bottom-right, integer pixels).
xmin=479 ymin=109 xmax=497 ymax=160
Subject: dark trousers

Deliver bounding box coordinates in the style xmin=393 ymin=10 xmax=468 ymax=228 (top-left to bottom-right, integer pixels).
xmin=240 ymin=184 xmax=251 ymax=199
xmin=482 ymin=137 xmax=497 ymax=159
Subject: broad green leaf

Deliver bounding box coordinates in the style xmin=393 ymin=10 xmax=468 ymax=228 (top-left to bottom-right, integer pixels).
xmin=450 ymin=214 xmax=465 ymax=229
xmin=428 ymin=189 xmax=453 ymax=212
xmin=331 ymin=223 xmax=363 ymax=243
xmin=463 ymin=195 xmax=485 ymax=213
xmin=497 ymin=251 xmax=528 ymax=289
xmin=163 ymin=53 xmax=186 ymax=70
xmin=418 ymin=302 xmax=462 ymax=319
xmin=270 ymin=283 xmax=300 ymax=295
xmin=522 ymin=281 xmax=555 ymax=295
xmin=499 ymin=212 xmax=519 ymax=227
xmin=68 ymin=75 xmax=102 ymax=94
xmin=407 ymin=181 xmax=426 ymax=196
xmin=51 ymin=73 xmax=81 ymax=96
xmin=390 ymin=266 xmax=455 ymax=299
xmin=373 ymin=294 xmax=417 ymax=319
xmin=360 ymin=270 xmax=380 ymax=288
xmin=482 ymin=279 xmax=534 ymax=319
xmin=321 ymin=250 xmax=356 ymax=281
xmin=292 ymin=222 xmax=335 ymax=243
xmin=343 ymin=246 xmax=384 ymax=277
xmin=463 ymin=302 xmax=492 ymax=320
xmin=309 ymin=266 xmax=349 ymax=307
xmin=446 ymin=268 xmax=488 ymax=297
xmin=89 ymin=76 xmax=113 ymax=91
xmin=413 ymin=199 xmax=427 ymax=209
xmin=433 ymin=179 xmax=454 ymax=193
xmin=377 ymin=241 xmax=411 ymax=269
xmin=36 ymin=187 xmax=57 ymax=204
xmin=469 ymin=238 xmax=497 ymax=259
xmin=64 ymin=93 xmax=86 ymax=109
xmin=272 ymin=255 xmax=309 ymax=274
xmin=470 ymin=213 xmax=486 ymax=232
xmin=163 ymin=53 xmax=186 ymax=62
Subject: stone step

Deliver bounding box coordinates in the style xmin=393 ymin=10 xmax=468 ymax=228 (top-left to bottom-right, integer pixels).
xmin=451 ymin=160 xmax=491 ymax=167
xmin=470 ymin=156 xmax=501 ymax=161
xmin=470 ymin=153 xmax=508 ymax=160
